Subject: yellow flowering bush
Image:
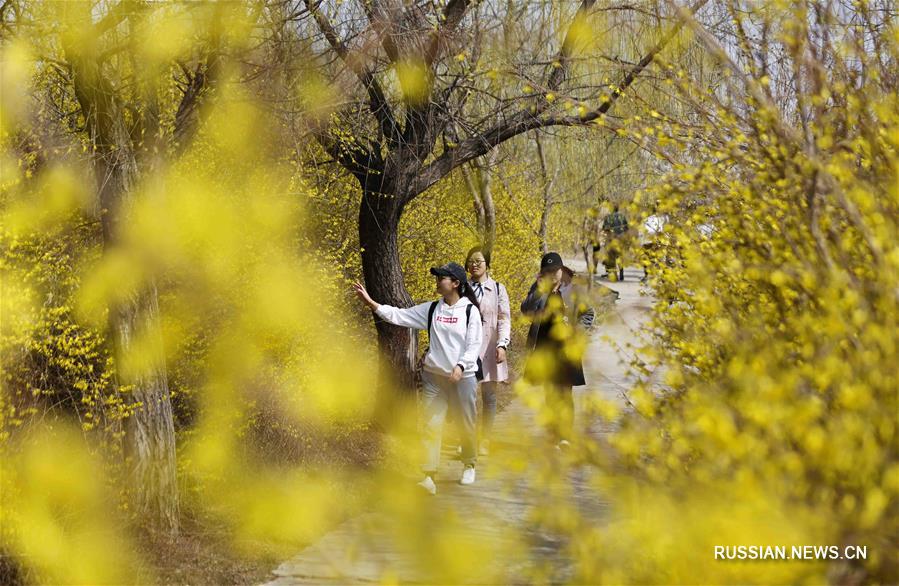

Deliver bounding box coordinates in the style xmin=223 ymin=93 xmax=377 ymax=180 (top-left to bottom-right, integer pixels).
xmin=566 ymin=3 xmax=899 ymax=582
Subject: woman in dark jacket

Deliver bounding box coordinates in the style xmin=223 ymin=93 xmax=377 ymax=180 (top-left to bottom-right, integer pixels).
xmin=521 ymin=252 xmax=593 ymax=447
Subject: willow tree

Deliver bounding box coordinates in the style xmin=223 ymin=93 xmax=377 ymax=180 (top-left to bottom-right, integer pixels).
xmin=8 ymin=0 xmax=234 ymax=533
xmin=293 ymin=0 xmax=707 ymax=397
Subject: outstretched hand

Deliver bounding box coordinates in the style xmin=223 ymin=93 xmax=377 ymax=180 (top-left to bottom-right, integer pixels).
xmin=352 ymin=281 xmax=379 ymax=311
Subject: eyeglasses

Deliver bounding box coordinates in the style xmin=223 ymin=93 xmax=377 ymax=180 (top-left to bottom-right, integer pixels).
xmin=467 ymin=260 xmax=486 ymax=267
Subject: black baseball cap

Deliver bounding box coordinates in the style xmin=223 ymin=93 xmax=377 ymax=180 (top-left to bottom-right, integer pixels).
xmin=540 ymin=252 xmax=569 ymax=272
xmin=430 ymin=262 xmax=468 ymax=285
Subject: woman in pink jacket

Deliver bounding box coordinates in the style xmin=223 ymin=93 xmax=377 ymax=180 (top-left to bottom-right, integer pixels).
xmin=465 ymin=246 xmax=511 ymax=455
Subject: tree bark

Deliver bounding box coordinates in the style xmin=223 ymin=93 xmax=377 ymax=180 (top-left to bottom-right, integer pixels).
xmin=479 ymin=150 xmax=498 ymax=257
xmin=93 ymin=128 xmax=179 ymax=537
xmin=112 ymin=286 xmax=180 ymax=534
xmin=535 ymin=133 xmax=553 ymax=254
xmin=461 ymin=163 xmax=486 ymax=239
xmin=461 ymin=152 xmax=497 ymax=255
xmin=358 ymin=186 xmax=419 ymax=413
xmin=91 ymin=132 xmax=180 ymax=536
xmin=63 ymin=5 xmax=179 ymax=534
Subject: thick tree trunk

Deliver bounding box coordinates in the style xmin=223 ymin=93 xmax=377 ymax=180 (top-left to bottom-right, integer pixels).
xmin=111 ymin=286 xmax=180 ymax=533
xmin=358 ymin=188 xmax=419 ymax=417
xmin=94 ymin=151 xmax=180 ymax=536
xmin=66 ymin=14 xmax=181 ymax=530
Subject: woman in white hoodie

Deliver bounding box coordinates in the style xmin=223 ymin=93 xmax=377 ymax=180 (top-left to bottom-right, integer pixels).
xmin=352 ymin=262 xmax=483 ymax=495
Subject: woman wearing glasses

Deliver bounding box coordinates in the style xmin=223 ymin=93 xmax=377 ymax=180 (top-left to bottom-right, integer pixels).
xmin=465 ymin=245 xmax=511 ymax=455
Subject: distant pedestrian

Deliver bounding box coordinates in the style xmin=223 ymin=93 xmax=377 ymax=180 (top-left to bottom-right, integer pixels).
xmin=640 ymin=208 xmax=668 ymax=282
xmin=602 ymin=204 xmax=630 ymax=282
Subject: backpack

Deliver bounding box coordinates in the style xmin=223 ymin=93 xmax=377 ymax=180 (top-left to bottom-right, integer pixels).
xmin=419 ymin=301 xmax=484 ymax=381
xmin=604 ymin=212 xmax=629 ymax=236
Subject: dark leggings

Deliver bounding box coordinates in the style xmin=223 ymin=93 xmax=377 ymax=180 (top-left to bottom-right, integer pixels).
xmin=545 ymin=384 xmax=574 ymax=442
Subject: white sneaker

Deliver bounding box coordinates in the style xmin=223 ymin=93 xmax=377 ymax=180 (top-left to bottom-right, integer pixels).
xmin=478 ymin=439 xmax=490 ymax=456
xmin=555 ymin=439 xmax=571 ymax=451
xmin=460 ymin=466 xmax=476 ymax=485
xmin=417 ymin=476 xmax=437 ymax=495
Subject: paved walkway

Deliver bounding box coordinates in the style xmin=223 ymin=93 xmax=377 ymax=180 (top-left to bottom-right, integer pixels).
xmin=267 ymin=266 xmax=655 ymax=585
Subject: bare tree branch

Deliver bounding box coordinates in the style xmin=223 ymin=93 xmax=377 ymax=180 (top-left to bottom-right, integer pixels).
xmin=423 ymin=0 xmax=471 ymax=67
xmin=546 ymin=0 xmax=597 ymax=92
xmin=93 ymin=0 xmax=135 ymax=37
xmin=412 ymin=0 xmax=710 ymax=196
xmin=303 ymin=0 xmax=401 ymax=146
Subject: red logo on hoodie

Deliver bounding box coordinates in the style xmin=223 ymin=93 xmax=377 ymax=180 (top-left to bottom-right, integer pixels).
xmin=435 ymin=316 xmax=458 ymax=324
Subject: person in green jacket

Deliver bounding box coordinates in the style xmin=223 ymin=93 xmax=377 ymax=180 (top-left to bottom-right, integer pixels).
xmin=601 ymin=204 xmax=629 ymax=282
